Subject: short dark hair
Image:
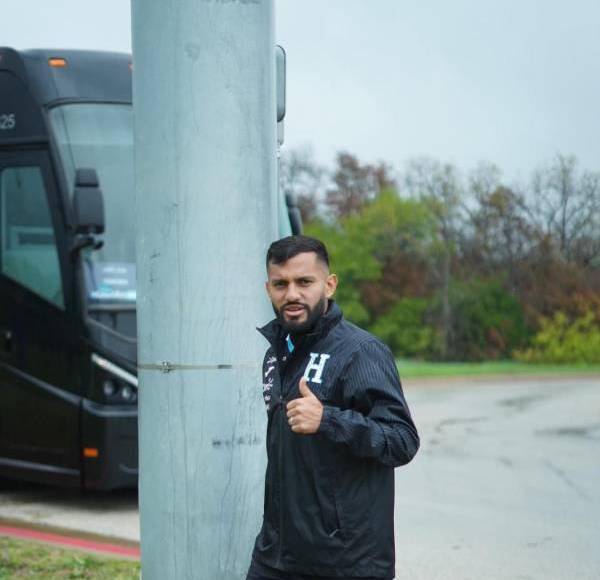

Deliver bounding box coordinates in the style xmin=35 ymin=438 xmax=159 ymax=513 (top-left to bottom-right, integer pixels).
xmin=266 ymin=235 xmax=330 ymax=270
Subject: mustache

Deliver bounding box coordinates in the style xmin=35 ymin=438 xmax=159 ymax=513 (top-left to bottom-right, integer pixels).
xmin=283 ymin=302 xmax=308 ymax=309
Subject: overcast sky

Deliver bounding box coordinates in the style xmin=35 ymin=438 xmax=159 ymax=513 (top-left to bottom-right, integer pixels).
xmin=3 ymin=0 xmax=599 ymax=181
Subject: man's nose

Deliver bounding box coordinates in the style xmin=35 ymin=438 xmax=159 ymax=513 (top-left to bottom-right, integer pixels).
xmin=285 ymin=283 xmax=301 ymax=301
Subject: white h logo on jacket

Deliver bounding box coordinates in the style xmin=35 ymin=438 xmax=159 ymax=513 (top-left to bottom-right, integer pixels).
xmin=303 ymin=352 xmax=331 ymax=384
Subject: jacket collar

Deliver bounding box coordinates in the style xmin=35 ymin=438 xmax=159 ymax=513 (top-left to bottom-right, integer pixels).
xmin=258 ymin=300 xmax=343 ymax=348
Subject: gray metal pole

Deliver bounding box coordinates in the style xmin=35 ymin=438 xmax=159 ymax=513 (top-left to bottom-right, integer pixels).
xmin=131 ymin=1 xmax=277 ymax=578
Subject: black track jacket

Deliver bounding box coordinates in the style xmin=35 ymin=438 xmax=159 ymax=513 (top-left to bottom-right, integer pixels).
xmin=252 ymin=301 xmax=420 ymax=578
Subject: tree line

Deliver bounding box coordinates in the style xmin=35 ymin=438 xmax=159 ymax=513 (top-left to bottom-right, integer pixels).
xmin=281 ymin=149 xmax=600 ymax=362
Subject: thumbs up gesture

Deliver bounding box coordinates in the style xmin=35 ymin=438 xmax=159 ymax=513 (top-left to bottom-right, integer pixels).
xmin=286 ymin=377 xmax=324 ymax=434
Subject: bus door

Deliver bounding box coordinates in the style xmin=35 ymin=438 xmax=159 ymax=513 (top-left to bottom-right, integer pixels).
xmin=0 ymin=149 xmax=81 ymax=485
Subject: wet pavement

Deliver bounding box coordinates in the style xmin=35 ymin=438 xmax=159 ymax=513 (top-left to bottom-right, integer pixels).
xmin=0 ymin=481 xmax=139 ymax=542
xmin=0 ymin=375 xmax=598 ymax=579
xmin=396 ymin=375 xmax=600 ymax=580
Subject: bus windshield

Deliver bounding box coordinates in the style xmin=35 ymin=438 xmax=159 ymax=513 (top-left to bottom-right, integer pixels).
xmin=49 ymin=103 xmax=136 ymax=305
xmin=49 ymin=102 xmax=294 ymax=309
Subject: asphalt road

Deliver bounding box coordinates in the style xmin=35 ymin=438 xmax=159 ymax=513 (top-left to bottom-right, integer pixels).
xmin=396 ymin=375 xmax=600 ymax=580
xmin=0 ymin=375 xmax=598 ymax=579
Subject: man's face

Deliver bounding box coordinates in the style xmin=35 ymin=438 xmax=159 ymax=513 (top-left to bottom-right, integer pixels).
xmin=266 ymin=252 xmax=338 ymax=334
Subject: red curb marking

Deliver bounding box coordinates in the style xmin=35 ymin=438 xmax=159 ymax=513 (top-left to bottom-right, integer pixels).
xmin=0 ymin=524 xmax=140 ymax=559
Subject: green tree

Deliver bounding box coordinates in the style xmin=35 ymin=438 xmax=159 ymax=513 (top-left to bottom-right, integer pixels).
xmin=515 ymin=311 xmax=600 ymax=364
xmin=305 ymin=219 xmax=379 ymax=325
xmin=436 ymin=278 xmax=529 ymax=361
xmin=402 ymin=158 xmax=464 ymax=360
xmin=306 ymin=190 xmax=434 ymax=327
xmin=371 ymin=298 xmax=438 ymax=358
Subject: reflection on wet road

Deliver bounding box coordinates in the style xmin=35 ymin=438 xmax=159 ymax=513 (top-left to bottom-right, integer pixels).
xmin=396 ymin=375 xmax=600 ymax=580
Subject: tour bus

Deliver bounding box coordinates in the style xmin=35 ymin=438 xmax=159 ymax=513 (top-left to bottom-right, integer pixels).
xmin=0 ymin=48 xmax=299 ymax=490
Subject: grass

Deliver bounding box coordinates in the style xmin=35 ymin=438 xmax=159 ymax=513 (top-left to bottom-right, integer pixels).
xmin=397 ymin=359 xmax=600 ymax=378
xmin=0 ymin=536 xmax=139 ymax=579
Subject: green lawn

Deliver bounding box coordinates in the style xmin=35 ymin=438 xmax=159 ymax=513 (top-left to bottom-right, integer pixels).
xmin=397 ymin=359 xmax=600 ymax=378
xmin=0 ymin=536 xmax=139 ymax=579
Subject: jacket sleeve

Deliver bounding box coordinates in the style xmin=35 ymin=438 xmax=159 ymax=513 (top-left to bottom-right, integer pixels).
xmin=317 ymin=339 xmax=419 ymax=467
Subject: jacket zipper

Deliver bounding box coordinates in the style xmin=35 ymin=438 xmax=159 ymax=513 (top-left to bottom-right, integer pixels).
xmin=276 ymin=393 xmax=284 ymax=567
xmin=276 ymin=347 xmax=289 ymax=568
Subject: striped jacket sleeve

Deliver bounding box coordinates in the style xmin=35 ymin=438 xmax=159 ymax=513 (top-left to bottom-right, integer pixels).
xmin=318 ymin=339 xmax=420 ymax=467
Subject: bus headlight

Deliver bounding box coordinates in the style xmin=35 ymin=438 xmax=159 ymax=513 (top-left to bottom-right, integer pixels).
xmin=103 ymin=379 xmax=117 ymax=397
xmin=91 ymin=353 xmax=138 ymax=405
xmin=121 ymin=385 xmax=136 ymax=402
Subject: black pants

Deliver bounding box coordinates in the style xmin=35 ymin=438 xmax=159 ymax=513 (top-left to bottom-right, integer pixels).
xmin=246 ymin=557 xmax=393 ymax=580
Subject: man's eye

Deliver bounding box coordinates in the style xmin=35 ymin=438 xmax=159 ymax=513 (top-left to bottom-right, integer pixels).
xmin=300 ymin=279 xmax=312 ymax=286
xmin=273 ymin=281 xmax=286 ymax=288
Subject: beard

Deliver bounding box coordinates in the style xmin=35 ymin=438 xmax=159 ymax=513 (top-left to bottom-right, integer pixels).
xmin=273 ymin=295 xmax=328 ymax=336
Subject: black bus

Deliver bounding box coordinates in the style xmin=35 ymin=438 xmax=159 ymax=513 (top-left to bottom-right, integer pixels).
xmin=0 ymin=48 xmax=298 ymax=490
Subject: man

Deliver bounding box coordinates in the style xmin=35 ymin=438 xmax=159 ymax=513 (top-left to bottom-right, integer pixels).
xmin=247 ymin=235 xmax=419 ymax=580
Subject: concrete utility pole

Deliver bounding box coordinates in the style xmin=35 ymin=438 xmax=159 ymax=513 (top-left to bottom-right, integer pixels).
xmin=131 ymin=1 xmax=277 ymax=578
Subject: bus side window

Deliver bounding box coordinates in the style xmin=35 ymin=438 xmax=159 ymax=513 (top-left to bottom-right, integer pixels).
xmin=0 ymin=166 xmax=64 ymax=308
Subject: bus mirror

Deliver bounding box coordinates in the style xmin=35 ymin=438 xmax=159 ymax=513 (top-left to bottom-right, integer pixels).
xmin=276 ymin=45 xmax=286 ymax=123
xmin=285 ymin=193 xmax=302 ymax=235
xmin=73 ymin=168 xmax=105 ymax=236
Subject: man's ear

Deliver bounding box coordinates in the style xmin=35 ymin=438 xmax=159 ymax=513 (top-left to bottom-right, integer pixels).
xmin=325 ymin=273 xmax=338 ymax=298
